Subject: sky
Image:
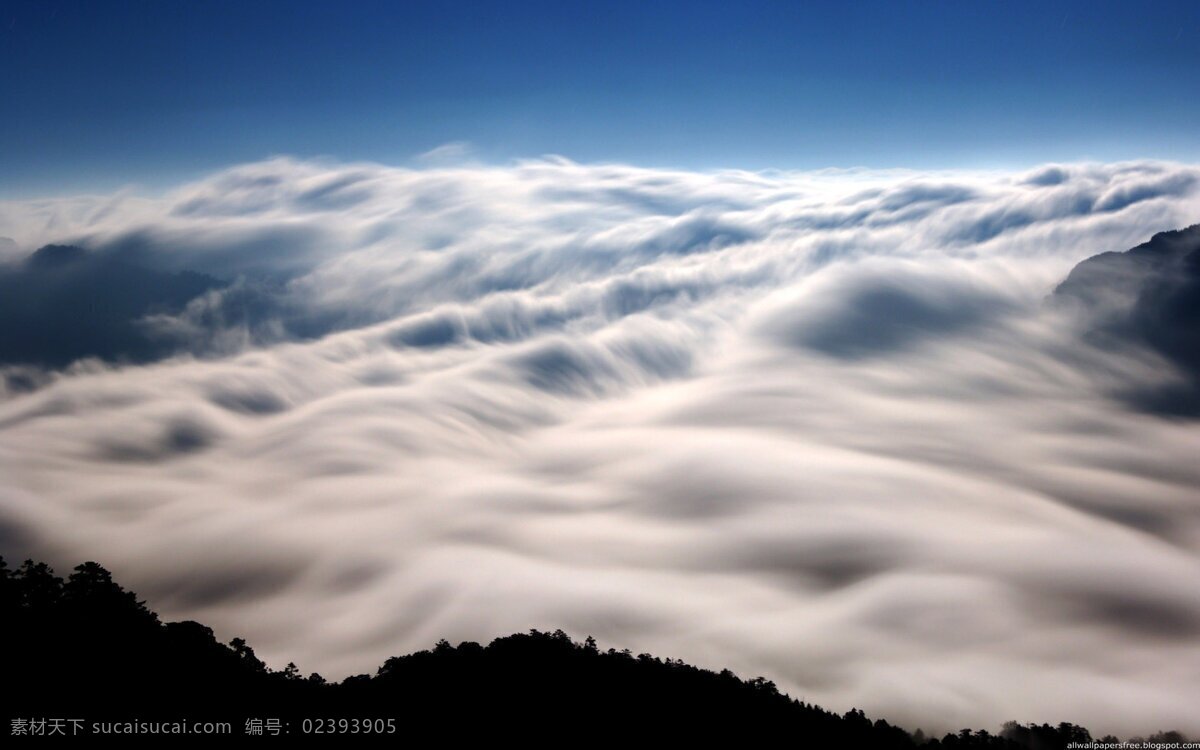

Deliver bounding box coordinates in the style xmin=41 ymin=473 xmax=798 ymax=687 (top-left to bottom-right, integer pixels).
xmin=2 ymin=0 xmax=1200 ymax=740
xmin=3 ymin=0 xmax=1200 ymax=195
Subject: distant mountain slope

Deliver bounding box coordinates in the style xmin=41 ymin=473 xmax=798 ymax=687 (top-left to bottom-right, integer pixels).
xmin=1054 ymin=224 xmax=1200 ymax=416
xmin=2 ymin=554 xmax=1174 ymax=746
xmin=0 ymin=245 xmax=222 ymax=368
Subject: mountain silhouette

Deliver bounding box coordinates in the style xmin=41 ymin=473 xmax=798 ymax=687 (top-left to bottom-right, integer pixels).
xmin=1054 ymin=224 xmax=1200 ymax=417
xmin=0 ymin=245 xmax=222 ymax=368
xmin=2 ymin=554 xmax=1181 ymax=745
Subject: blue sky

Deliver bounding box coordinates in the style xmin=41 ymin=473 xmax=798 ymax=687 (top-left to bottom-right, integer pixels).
xmin=2 ymin=0 xmax=1199 ymax=195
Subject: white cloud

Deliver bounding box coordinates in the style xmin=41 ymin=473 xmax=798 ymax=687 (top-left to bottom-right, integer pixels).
xmin=1 ymin=157 xmax=1199 ymax=736
xmin=415 ymin=141 xmax=475 ymax=165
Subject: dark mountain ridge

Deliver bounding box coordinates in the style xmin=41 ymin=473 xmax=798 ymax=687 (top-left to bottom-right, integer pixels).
xmin=2 ymin=555 xmax=1182 ymax=745
xmin=0 ymin=244 xmax=222 ymax=368
xmin=1053 ymin=223 xmax=1200 ymax=416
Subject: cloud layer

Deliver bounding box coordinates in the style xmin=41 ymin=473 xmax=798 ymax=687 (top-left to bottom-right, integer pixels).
xmin=2 ymin=158 xmax=1200 ymax=736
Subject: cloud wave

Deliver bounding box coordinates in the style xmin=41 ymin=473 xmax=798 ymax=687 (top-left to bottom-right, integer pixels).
xmin=2 ymin=158 xmax=1200 ymax=736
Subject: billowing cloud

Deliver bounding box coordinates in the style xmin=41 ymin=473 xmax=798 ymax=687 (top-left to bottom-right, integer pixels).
xmin=1 ymin=158 xmax=1199 ymax=737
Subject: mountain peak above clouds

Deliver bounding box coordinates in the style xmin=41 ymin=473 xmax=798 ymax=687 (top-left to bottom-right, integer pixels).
xmin=1054 ymin=223 xmax=1200 ymax=416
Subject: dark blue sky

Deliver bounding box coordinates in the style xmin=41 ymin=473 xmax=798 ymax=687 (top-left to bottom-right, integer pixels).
xmin=2 ymin=0 xmax=1199 ymax=195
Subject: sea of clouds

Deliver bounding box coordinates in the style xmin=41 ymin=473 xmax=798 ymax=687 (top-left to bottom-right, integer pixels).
xmin=1 ymin=157 xmax=1199 ymax=736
